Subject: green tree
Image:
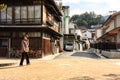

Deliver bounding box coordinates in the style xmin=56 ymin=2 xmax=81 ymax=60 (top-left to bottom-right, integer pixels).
xmin=70 ymin=11 xmax=105 ymax=29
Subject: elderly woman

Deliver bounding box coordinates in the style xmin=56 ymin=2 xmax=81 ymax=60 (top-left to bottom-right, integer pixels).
xmin=20 ymin=34 xmax=30 ymax=66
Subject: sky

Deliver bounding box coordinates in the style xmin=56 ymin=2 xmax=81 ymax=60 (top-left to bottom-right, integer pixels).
xmin=62 ymin=0 xmax=120 ymax=16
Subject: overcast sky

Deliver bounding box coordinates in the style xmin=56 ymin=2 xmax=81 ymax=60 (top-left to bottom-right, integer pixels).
xmin=62 ymin=0 xmax=120 ymax=16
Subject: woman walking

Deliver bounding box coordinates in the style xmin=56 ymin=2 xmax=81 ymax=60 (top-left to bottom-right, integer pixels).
xmin=20 ymin=34 xmax=30 ymax=66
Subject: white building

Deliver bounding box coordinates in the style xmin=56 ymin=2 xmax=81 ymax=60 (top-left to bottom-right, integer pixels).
xmin=59 ymin=5 xmax=70 ymax=51
xmin=62 ymin=6 xmax=70 ymax=34
xmin=82 ymin=29 xmax=95 ymax=39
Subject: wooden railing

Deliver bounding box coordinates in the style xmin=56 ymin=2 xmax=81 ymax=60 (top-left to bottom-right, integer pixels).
xmin=0 ymin=18 xmax=42 ymax=25
xmin=91 ymin=42 xmax=118 ymax=51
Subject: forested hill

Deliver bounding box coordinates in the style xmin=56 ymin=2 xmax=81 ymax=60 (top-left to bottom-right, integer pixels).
xmin=70 ymin=12 xmax=105 ymax=29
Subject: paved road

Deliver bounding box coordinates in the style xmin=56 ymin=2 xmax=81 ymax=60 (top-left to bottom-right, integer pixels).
xmin=55 ymin=51 xmax=100 ymax=59
xmin=1 ymin=51 xmax=120 ymax=80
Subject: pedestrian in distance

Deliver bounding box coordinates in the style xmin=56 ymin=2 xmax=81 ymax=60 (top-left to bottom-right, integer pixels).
xmin=20 ymin=34 xmax=30 ymax=66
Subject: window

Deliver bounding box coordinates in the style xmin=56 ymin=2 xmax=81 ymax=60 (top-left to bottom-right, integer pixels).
xmin=0 ymin=5 xmax=42 ymax=24
xmin=35 ymin=5 xmax=41 ymax=22
xmin=7 ymin=7 xmax=12 ymax=22
xmin=43 ymin=33 xmax=50 ymax=38
xmin=15 ymin=7 xmax=20 ymax=22
xmin=29 ymin=32 xmax=41 ymax=37
xmin=0 ymin=32 xmax=10 ymax=37
xmin=1 ymin=10 xmax=7 ymax=22
xmin=28 ymin=6 xmax=34 ymax=21
xmin=21 ymin=6 xmax=27 ymax=21
xmin=0 ymin=39 xmax=8 ymax=47
xmin=35 ymin=6 xmax=41 ymax=18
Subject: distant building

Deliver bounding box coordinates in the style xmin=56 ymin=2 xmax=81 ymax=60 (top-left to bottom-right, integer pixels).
xmin=59 ymin=5 xmax=70 ymax=51
xmin=82 ymin=29 xmax=95 ymax=41
xmin=97 ymin=11 xmax=120 ymax=51
xmin=62 ymin=6 xmax=70 ymax=34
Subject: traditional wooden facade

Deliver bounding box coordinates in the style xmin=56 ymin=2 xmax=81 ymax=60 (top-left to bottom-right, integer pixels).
xmin=97 ymin=11 xmax=120 ymax=50
xmin=0 ymin=0 xmax=62 ymax=57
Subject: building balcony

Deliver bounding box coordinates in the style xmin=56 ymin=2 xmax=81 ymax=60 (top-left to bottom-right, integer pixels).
xmin=0 ymin=18 xmax=42 ymax=25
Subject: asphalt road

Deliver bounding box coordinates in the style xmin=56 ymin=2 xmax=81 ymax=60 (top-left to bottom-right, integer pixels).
xmin=55 ymin=51 xmax=100 ymax=59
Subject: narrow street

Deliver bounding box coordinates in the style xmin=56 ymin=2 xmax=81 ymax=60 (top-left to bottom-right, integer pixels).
xmin=1 ymin=51 xmax=120 ymax=80
xmin=55 ymin=51 xmax=100 ymax=59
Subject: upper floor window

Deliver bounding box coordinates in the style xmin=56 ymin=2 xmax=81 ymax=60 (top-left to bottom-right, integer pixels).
xmin=1 ymin=10 xmax=6 ymax=22
xmin=15 ymin=7 xmax=20 ymax=22
xmin=7 ymin=7 xmax=12 ymax=22
xmin=1 ymin=7 xmax=12 ymax=23
xmin=21 ymin=6 xmax=27 ymax=21
xmin=35 ymin=6 xmax=41 ymax=22
xmin=28 ymin=6 xmax=34 ymax=21
xmin=35 ymin=6 xmax=41 ymax=18
xmin=0 ymin=5 xmax=41 ymax=24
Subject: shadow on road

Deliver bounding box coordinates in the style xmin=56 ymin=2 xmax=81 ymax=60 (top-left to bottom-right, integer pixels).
xmin=103 ymin=74 xmax=120 ymax=80
xmin=0 ymin=63 xmax=15 ymax=67
xmin=71 ymin=52 xmax=100 ymax=59
xmin=69 ymin=76 xmax=95 ymax=80
xmin=0 ymin=63 xmax=19 ymax=69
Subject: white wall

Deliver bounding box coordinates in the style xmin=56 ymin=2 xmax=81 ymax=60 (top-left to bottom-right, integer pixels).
xmin=62 ymin=6 xmax=70 ymax=34
xmin=65 ymin=17 xmax=69 ymax=34
xmin=69 ymin=23 xmax=75 ymax=28
xmin=96 ymin=29 xmax=102 ymax=38
xmin=106 ymin=20 xmax=114 ymax=33
xmin=82 ymin=31 xmax=92 ymax=39
xmin=75 ymin=29 xmax=82 ymax=37
xmin=116 ymin=15 xmax=120 ymax=27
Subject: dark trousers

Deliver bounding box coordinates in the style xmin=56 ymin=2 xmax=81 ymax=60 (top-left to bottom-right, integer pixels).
xmin=20 ymin=52 xmax=30 ymax=65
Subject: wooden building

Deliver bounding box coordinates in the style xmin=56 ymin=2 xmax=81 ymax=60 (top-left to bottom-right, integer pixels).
xmin=97 ymin=11 xmax=120 ymax=50
xmin=0 ymin=0 xmax=62 ymax=57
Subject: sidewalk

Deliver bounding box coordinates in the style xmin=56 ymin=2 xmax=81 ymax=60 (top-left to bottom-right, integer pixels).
xmin=0 ymin=53 xmax=62 ymax=68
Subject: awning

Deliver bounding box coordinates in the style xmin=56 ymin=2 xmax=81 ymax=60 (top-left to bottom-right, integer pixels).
xmin=0 ymin=25 xmax=62 ymax=38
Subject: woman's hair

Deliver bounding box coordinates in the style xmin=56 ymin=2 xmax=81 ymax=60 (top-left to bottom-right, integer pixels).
xmin=23 ymin=34 xmax=29 ymax=38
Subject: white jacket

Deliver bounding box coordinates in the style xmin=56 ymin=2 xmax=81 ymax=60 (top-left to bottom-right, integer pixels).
xmin=21 ymin=39 xmax=29 ymax=52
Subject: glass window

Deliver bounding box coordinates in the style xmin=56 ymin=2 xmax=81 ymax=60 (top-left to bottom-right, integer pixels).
xmin=0 ymin=32 xmax=10 ymax=36
xmin=35 ymin=6 xmax=41 ymax=22
xmin=0 ymin=39 xmax=8 ymax=47
xmin=1 ymin=10 xmax=7 ymax=22
xmin=18 ymin=32 xmax=26 ymax=37
xmin=21 ymin=6 xmax=27 ymax=20
xmin=29 ymin=32 xmax=41 ymax=37
xmin=15 ymin=7 xmax=20 ymax=21
xmin=35 ymin=6 xmax=41 ymax=18
xmin=7 ymin=7 xmax=12 ymax=22
xmin=28 ymin=6 xmax=34 ymax=21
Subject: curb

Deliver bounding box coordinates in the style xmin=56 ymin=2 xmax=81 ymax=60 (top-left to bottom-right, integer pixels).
xmin=37 ymin=53 xmax=62 ymax=60
xmin=95 ymin=52 xmax=106 ymax=59
xmin=88 ymin=49 xmax=106 ymax=59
